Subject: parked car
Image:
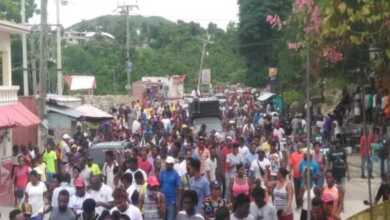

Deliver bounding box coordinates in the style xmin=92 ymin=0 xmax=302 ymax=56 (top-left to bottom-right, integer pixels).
xmin=88 ymin=141 xmax=132 ymax=166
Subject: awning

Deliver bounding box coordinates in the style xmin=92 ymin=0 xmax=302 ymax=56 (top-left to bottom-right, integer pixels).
xmin=0 ymin=102 xmax=41 ymax=128
xmin=47 ymin=105 xmax=82 ymax=119
xmin=75 ymin=104 xmax=113 ymax=119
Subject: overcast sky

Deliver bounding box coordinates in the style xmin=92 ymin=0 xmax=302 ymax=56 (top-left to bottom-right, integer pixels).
xmin=30 ymin=0 xmax=239 ymax=29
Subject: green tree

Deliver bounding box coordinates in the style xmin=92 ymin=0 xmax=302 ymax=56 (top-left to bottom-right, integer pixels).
xmin=238 ymin=0 xmax=292 ymax=87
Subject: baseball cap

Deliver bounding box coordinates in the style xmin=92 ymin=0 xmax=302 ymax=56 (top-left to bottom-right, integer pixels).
xmin=165 ymin=156 xmax=175 ymax=164
xmin=74 ymin=177 xmax=85 ymax=188
xmin=62 ymin=134 xmax=71 ymax=139
xmin=147 ymin=176 xmax=160 ymax=187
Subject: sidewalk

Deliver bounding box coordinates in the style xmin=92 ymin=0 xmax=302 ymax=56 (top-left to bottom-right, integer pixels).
xmin=348 ymin=153 xmax=381 ymax=177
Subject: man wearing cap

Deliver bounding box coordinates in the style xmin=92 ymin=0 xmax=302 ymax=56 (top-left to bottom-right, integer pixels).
xmin=249 ymin=149 xmax=270 ymax=183
xmin=59 ymin=134 xmax=72 ymax=165
xmin=160 ymin=156 xmax=181 ymax=220
xmin=69 ymin=177 xmax=90 ymax=216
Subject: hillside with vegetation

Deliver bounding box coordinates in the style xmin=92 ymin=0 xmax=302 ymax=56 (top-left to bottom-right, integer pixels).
xmin=63 ymin=15 xmax=247 ymax=94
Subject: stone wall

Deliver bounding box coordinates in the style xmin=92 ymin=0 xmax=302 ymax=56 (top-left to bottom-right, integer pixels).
xmin=80 ymin=95 xmax=133 ymax=112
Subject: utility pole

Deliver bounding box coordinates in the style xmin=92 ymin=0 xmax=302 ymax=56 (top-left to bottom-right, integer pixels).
xmin=21 ymin=0 xmax=29 ymax=96
xmin=29 ymin=31 xmax=38 ymax=95
xmin=39 ymin=0 xmax=49 ymax=118
xmin=56 ymin=0 xmax=63 ymax=95
xmin=118 ymin=2 xmax=139 ymax=91
xmin=197 ymin=33 xmax=213 ymax=94
xmin=305 ymin=46 xmax=312 ymax=220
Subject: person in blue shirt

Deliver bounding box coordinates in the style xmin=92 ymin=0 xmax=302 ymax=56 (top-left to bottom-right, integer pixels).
xmin=159 ymin=156 xmax=181 ymax=220
xmin=189 ymin=158 xmax=210 ymax=212
xmin=299 ymin=154 xmax=320 ymax=186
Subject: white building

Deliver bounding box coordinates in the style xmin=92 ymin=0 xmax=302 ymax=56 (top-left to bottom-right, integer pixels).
xmin=64 ymin=31 xmax=115 ymax=45
xmin=0 ymin=20 xmax=40 ymax=158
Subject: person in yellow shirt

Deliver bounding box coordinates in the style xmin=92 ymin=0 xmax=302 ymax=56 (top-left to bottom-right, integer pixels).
xmin=260 ymin=137 xmax=271 ymax=155
xmin=87 ymin=157 xmax=101 ymax=176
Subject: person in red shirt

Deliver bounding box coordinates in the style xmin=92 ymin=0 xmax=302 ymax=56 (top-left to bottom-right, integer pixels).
xmin=289 ymin=142 xmax=304 ymax=208
xmin=138 ymin=148 xmax=152 ymax=175
xmin=360 ymin=128 xmax=377 ymax=178
xmin=13 ymin=155 xmax=31 ymax=206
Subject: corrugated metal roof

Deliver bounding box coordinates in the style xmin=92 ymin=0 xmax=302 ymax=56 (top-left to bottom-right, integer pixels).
xmin=47 ymin=106 xmax=82 ymax=119
xmin=75 ymin=104 xmax=113 ymax=119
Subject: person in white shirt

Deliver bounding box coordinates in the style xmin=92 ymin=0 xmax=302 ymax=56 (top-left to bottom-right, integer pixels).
xmin=161 ymin=117 xmax=172 ymax=134
xmin=125 ymin=157 xmax=148 ymax=187
xmin=88 ymin=175 xmax=114 ymax=216
xmin=121 ymin=173 xmax=137 ymax=203
xmin=132 ymin=119 xmax=142 ymax=134
xmin=103 ymin=151 xmax=119 ymax=189
xmin=225 ymin=143 xmax=244 ymax=199
xmin=51 ymin=173 xmax=75 ymax=208
xmin=69 ymin=177 xmax=90 ymax=216
xmin=25 ymin=170 xmax=47 ymax=220
xmin=205 ymin=146 xmax=218 ymax=182
xmin=111 ymin=187 xmax=143 ymax=220
xmin=250 ymin=150 xmax=271 ymax=183
xmin=273 ymin=124 xmax=285 ymax=142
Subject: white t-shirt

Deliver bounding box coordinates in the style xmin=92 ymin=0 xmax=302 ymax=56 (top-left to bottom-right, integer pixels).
xmin=69 ymin=193 xmax=91 ymax=215
xmin=110 ymin=204 xmax=143 ymax=220
xmin=125 ymin=168 xmax=148 ymax=187
xmin=205 ymin=157 xmax=217 ymax=181
xmin=25 ymin=181 xmax=47 ymax=217
xmin=226 ymin=153 xmax=244 ymax=176
xmin=174 ymin=160 xmax=187 ymax=177
xmin=250 ymin=158 xmax=271 ymax=179
xmin=132 ymin=120 xmax=141 ymax=134
xmin=51 ymin=183 xmax=76 ymax=207
xmin=273 ymin=128 xmax=285 ymax=141
xmin=302 ymin=188 xmax=315 ymax=211
xmin=88 ymin=184 xmax=114 ymax=215
xmin=103 ymin=161 xmax=119 ymax=189
xmin=161 ymin=118 xmax=171 ymax=131
xmin=127 ymin=184 xmax=137 ymax=202
xmin=249 ymin=202 xmax=277 ymax=220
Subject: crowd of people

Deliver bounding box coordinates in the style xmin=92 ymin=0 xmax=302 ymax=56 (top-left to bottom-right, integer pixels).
xmin=9 ymin=89 xmax=390 ymax=220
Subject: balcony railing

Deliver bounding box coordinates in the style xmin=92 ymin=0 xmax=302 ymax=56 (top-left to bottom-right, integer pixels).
xmin=0 ymin=86 xmax=19 ymax=106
